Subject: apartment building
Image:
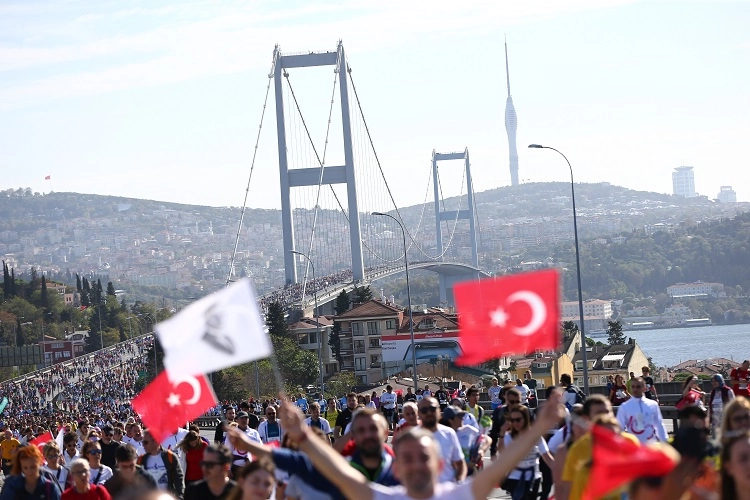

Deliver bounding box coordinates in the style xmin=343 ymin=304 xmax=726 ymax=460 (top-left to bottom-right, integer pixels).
xmin=333 ymin=300 xmax=403 ymax=385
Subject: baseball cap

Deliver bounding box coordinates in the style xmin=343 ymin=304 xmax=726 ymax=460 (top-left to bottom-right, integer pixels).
xmin=236 ymin=411 xmax=249 ymax=418
xmin=442 ymin=405 xmax=466 ymax=420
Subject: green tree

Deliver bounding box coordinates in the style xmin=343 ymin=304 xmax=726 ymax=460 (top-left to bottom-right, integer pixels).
xmin=265 ymin=302 xmax=288 ymax=338
xmin=352 ymin=285 xmax=373 ymax=305
xmin=15 ymin=317 xmax=24 ymax=346
xmin=334 ymin=289 xmax=350 ymax=315
xmin=324 ymin=371 xmax=357 ymax=398
xmin=211 ymin=369 xmax=250 ymax=402
xmin=329 ymin=325 xmax=343 ymax=365
xmin=106 ymin=282 xmax=117 ymax=297
xmin=561 ymin=320 xmax=579 ymax=339
xmin=40 ymin=275 xmax=49 ymax=312
xmin=606 ymin=320 xmax=626 ymax=345
xmin=270 ymin=334 xmax=320 ymax=388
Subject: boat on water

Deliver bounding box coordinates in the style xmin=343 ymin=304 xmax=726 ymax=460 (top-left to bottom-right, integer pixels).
xmin=623 ymin=318 xmax=713 ymax=331
xmin=587 ymin=329 xmax=608 ymax=338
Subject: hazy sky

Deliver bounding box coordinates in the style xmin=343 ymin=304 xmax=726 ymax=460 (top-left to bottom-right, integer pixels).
xmin=1 ymin=1 xmax=748 ymax=209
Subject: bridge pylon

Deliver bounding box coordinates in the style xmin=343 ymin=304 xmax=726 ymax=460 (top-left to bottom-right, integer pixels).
xmin=432 ymin=148 xmax=479 ymax=303
xmin=274 ymin=42 xmax=365 ymax=285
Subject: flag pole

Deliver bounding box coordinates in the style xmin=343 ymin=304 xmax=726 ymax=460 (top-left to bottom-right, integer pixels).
xmin=269 ymin=354 xmax=287 ymax=400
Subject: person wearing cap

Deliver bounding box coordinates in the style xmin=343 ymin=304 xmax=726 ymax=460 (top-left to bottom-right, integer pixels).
xmin=223 ymin=411 xmax=261 ymax=478
xmin=238 ymin=401 xmax=260 ymax=430
xmin=441 ymin=404 xmax=489 ymax=476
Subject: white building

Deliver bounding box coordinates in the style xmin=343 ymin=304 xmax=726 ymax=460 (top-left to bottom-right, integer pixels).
xmin=667 ymin=281 xmax=726 ymax=298
xmin=717 ymin=186 xmax=737 ymax=203
xmin=672 ymin=166 xmax=696 ymax=198
xmin=562 ymin=299 xmax=613 ymax=319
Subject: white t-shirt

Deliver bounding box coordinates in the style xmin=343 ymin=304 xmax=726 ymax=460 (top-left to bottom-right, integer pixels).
xmin=503 ymin=434 xmax=549 ymax=480
xmin=304 ymin=417 xmax=333 ymax=435
xmin=488 ymin=386 xmax=502 ymax=405
xmin=225 ymin=426 xmax=262 ymax=466
xmin=380 ymin=392 xmax=397 ymax=410
xmin=424 ymin=424 xmax=464 ymax=483
xmin=547 ymin=426 xmax=570 ymax=455
xmin=370 ymin=480 xmax=472 ymax=499
xmin=143 ymin=453 xmax=168 ymax=490
xmin=516 ymin=384 xmax=530 ymax=404
xmin=89 ymin=465 xmax=114 ymax=485
xmin=455 ymin=425 xmax=480 ymax=462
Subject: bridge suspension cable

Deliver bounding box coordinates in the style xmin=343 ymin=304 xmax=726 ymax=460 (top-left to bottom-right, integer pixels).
xmin=226 ymin=53 xmax=277 ymax=287
xmin=346 ymin=67 xmax=467 ymax=262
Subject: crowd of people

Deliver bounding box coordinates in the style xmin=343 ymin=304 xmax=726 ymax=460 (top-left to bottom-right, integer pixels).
xmin=2 ymin=341 xmax=750 ymax=498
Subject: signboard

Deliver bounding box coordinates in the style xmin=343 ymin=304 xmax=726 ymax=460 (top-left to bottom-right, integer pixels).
xmin=0 ymin=345 xmax=44 ymax=367
xmin=381 ymin=331 xmax=462 ymax=374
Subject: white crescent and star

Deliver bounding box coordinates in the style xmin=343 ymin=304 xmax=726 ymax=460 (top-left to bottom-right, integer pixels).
xmin=488 ymin=290 xmax=547 ymax=337
xmin=166 ymin=375 xmax=202 ymax=407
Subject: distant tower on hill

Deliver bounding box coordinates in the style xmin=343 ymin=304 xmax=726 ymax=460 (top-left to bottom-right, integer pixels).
xmin=504 ymin=38 xmax=519 ymax=187
xmin=717 ymin=186 xmax=737 ymax=203
xmin=672 ymin=166 xmax=696 ymax=198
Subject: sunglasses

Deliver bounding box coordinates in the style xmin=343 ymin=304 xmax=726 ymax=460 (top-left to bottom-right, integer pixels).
xmin=87 ymin=450 xmax=102 ymax=455
xmin=200 ymin=461 xmax=223 ymax=468
xmin=419 ymin=407 xmax=438 ymax=414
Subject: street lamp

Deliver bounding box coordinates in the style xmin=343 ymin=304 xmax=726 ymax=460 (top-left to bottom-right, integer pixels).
xmin=372 ymin=212 xmax=418 ymax=393
xmin=528 ymin=144 xmax=589 ymax=394
xmin=289 ymin=250 xmax=325 ymax=396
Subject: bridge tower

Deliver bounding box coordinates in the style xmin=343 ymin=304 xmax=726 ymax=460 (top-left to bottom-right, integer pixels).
xmin=274 ymin=42 xmax=365 ymax=285
xmin=432 ymin=149 xmax=479 ymax=303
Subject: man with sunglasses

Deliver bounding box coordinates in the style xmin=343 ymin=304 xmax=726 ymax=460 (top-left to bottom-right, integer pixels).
xmin=185 ymin=444 xmax=236 ymax=500
xmin=137 ymin=429 xmax=185 ymax=498
xmin=489 ymin=387 xmax=522 ymax=459
xmin=417 ymin=397 xmax=466 ymax=483
xmin=100 ymin=425 xmax=119 ymax=469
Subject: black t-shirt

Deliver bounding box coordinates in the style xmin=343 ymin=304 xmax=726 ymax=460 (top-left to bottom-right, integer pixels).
xmin=435 ymin=390 xmax=450 ymax=406
xmin=644 ymin=376 xmax=656 ymax=399
xmin=185 ymin=478 xmax=237 ymax=500
xmin=335 ymin=408 xmax=354 ymax=430
xmin=404 ymin=393 xmax=417 ymax=402
xmin=100 ymin=440 xmax=119 ymax=470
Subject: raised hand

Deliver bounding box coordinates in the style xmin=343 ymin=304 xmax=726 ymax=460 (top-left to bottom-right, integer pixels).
xmin=537 ymin=388 xmax=565 ymax=428
xmin=279 ymin=399 xmax=307 ymax=441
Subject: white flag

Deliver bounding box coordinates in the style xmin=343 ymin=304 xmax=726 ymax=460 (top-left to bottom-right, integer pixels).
xmin=157 ymin=278 xmax=272 ymax=380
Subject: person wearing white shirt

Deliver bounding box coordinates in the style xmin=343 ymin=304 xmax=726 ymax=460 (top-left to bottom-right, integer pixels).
xmin=616 ymin=377 xmax=668 ymax=444
xmin=304 ymin=402 xmax=333 ymax=436
xmin=257 ymin=407 xmax=284 ymax=445
xmin=417 ymin=397 xmax=466 ymax=483
xmin=379 ymin=386 xmax=398 ymax=431
xmin=224 ymin=411 xmax=262 ymax=477
xmin=515 ymin=379 xmax=531 ymax=405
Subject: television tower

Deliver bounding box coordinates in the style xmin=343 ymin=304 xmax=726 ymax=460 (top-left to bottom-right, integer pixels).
xmin=504 ymin=38 xmax=519 ymax=186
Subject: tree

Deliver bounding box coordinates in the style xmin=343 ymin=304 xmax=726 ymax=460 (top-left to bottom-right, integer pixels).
xmin=211 ymin=369 xmax=250 ymax=402
xmin=324 ymin=371 xmax=357 ymax=398
xmin=265 ymin=302 xmax=288 ymax=338
xmin=15 ymin=317 xmax=24 ymax=347
xmin=561 ymin=321 xmax=579 ymax=339
xmin=352 ymin=285 xmax=373 ymax=305
xmin=270 ymin=334 xmax=320 ymax=388
xmin=329 ymin=326 xmax=343 ymax=365
xmin=106 ymin=282 xmax=117 ymax=297
xmin=334 ymin=289 xmax=350 ymax=315
xmin=40 ymin=275 xmax=49 ymax=312
xmin=606 ymin=320 xmax=626 ymax=345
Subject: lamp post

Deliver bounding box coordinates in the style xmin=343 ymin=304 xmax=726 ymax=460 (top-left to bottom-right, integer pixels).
xmin=528 ymin=144 xmax=589 ymax=394
xmin=372 ymin=212 xmax=418 ymax=393
xmin=289 ymin=250 xmax=325 ymax=395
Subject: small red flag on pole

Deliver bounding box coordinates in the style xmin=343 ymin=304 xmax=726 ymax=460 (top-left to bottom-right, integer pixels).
xmin=453 ymin=269 xmax=560 ymax=365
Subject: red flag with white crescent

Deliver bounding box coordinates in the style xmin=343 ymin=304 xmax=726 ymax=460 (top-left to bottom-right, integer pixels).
xmin=132 ymin=371 xmax=217 ymax=443
xmin=453 ymin=269 xmax=560 ymax=365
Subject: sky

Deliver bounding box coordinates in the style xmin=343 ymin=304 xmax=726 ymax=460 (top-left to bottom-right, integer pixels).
xmin=1 ymin=0 xmax=749 ymax=209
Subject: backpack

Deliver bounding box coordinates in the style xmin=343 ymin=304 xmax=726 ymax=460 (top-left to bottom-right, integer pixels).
xmin=566 ymin=384 xmax=586 ymax=405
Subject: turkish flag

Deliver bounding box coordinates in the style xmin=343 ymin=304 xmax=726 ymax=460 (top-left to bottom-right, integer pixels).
xmin=30 ymin=431 xmax=54 ymax=448
xmin=453 ymin=269 xmax=560 ymax=365
xmin=583 ymin=425 xmax=677 ymax=499
xmin=132 ymin=371 xmax=217 ymax=443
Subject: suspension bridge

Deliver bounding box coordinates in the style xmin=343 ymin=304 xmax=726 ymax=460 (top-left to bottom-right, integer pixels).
xmin=228 ymin=41 xmax=492 ymax=312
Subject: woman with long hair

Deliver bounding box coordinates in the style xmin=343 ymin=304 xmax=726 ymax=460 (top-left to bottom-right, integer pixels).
xmin=0 ymin=445 xmax=61 ymax=499
xmin=721 ymin=397 xmax=750 ymax=441
xmin=176 ymin=430 xmax=208 ymax=488
xmin=225 ymin=460 xmax=276 ymax=500
xmin=61 ymin=458 xmax=111 ymax=500
xmin=502 ymin=405 xmax=554 ymax=500
xmin=721 ymin=431 xmax=750 ymax=500
xmin=608 ymin=374 xmax=631 ymax=406
xmin=81 ymin=440 xmax=113 ymax=485
xmin=678 ymin=375 xmax=706 ymax=409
